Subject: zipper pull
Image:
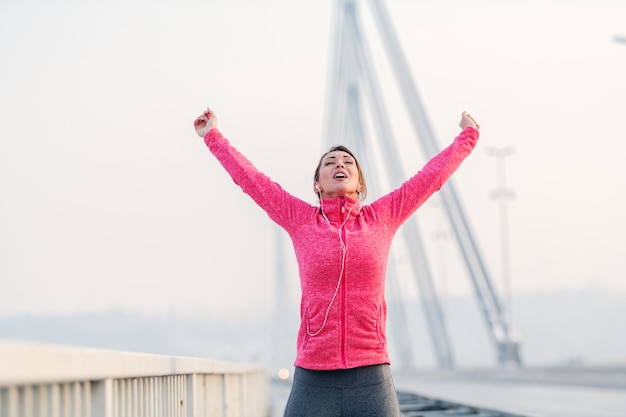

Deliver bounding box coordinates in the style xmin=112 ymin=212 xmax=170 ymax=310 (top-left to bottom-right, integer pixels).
xmin=341 ymin=197 xmax=345 ymax=213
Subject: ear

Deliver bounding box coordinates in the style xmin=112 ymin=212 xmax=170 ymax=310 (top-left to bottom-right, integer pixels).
xmin=314 ymin=183 xmax=321 ymax=193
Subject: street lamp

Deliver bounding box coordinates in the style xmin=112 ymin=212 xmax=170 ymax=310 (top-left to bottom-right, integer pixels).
xmin=486 ymin=146 xmax=515 ymax=321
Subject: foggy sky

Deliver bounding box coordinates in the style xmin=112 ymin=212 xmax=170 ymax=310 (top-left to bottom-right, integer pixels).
xmin=1 ymin=0 xmax=625 ymax=318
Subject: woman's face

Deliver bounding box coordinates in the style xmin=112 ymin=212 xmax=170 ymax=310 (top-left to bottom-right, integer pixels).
xmin=314 ymin=150 xmax=360 ymax=199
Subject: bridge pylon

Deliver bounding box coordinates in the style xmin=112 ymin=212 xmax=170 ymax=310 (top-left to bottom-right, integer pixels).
xmin=320 ymin=0 xmax=523 ymax=368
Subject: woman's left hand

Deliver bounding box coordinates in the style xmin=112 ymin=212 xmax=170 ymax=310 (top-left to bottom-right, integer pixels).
xmin=459 ymin=111 xmax=480 ymax=130
xmin=193 ymin=107 xmax=218 ymax=138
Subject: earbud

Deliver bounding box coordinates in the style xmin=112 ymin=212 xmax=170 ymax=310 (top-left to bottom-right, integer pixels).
xmin=315 ymin=184 xmax=321 ymax=192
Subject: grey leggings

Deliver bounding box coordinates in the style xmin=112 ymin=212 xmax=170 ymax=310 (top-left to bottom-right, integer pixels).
xmin=283 ymin=364 xmax=401 ymax=417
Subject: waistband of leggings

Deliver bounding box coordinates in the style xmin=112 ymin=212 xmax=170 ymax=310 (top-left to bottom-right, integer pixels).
xmin=293 ymin=364 xmax=392 ymax=388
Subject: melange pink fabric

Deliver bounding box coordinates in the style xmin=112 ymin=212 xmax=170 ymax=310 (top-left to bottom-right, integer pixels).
xmin=205 ymin=126 xmax=479 ymax=370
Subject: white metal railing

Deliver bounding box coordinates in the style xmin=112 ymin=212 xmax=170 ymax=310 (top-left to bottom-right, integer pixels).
xmin=0 ymin=341 xmax=269 ymax=417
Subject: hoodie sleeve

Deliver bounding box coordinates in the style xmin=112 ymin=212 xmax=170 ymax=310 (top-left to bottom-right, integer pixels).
xmin=204 ymin=128 xmax=314 ymax=231
xmin=369 ymin=126 xmax=479 ymax=228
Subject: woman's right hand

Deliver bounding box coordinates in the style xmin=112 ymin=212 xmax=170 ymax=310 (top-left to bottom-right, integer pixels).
xmin=193 ymin=107 xmax=218 ymax=138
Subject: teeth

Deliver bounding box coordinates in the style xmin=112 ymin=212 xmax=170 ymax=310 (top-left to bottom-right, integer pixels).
xmin=335 ymin=174 xmax=346 ymax=178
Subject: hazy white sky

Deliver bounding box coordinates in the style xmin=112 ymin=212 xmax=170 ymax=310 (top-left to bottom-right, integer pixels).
xmin=1 ymin=0 xmax=625 ymax=318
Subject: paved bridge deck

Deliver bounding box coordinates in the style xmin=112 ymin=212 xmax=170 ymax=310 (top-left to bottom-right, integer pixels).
xmin=270 ymin=368 xmax=626 ymax=417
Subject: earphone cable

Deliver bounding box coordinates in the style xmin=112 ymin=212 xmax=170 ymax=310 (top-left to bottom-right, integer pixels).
xmin=307 ymin=196 xmax=357 ymax=336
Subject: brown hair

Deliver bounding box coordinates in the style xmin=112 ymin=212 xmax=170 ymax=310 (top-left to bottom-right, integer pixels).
xmin=313 ymin=145 xmax=367 ymax=200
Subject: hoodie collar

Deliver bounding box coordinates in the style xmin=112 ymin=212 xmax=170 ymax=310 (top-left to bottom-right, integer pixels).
xmin=319 ymin=195 xmax=361 ymax=224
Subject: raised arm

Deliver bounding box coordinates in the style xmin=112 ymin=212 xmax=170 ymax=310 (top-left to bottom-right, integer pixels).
xmin=193 ymin=108 xmax=313 ymax=230
xmin=369 ymin=112 xmax=480 ymax=226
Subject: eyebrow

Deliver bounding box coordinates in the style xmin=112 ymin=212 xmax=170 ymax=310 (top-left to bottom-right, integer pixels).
xmin=323 ymin=154 xmax=354 ymax=161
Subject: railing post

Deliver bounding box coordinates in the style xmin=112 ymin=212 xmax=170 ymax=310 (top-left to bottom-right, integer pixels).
xmin=91 ymin=379 xmax=113 ymax=417
xmin=186 ymin=374 xmax=197 ymax=417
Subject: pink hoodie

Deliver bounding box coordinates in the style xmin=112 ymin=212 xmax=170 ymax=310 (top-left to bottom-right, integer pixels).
xmin=205 ymin=126 xmax=479 ymax=370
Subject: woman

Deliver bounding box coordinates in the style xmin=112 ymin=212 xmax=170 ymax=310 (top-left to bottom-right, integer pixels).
xmin=194 ymin=108 xmax=479 ymax=417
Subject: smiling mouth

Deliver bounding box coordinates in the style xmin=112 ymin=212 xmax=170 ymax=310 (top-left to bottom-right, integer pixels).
xmin=334 ymin=173 xmax=347 ymax=179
